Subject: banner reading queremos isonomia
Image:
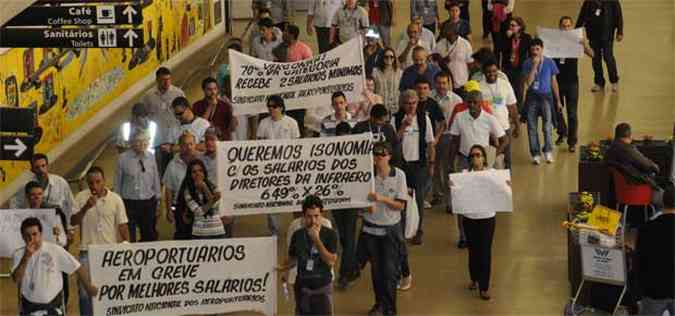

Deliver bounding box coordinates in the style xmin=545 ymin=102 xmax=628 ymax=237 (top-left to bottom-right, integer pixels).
xmin=89 ymin=237 xmax=277 ymax=316
xmin=217 ymin=134 xmax=375 ymax=215
xmin=229 ymin=37 xmax=366 ymax=115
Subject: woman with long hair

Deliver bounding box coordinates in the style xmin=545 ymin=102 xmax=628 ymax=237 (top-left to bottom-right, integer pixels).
xmin=372 ymin=47 xmax=403 ymax=116
xmin=176 ymin=159 xmax=226 ymax=239
xmin=501 ymin=16 xmax=531 ymax=112
xmin=451 ymin=144 xmax=508 ymax=301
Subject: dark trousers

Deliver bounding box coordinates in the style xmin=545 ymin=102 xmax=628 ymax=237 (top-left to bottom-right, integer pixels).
xmin=315 ymin=27 xmax=331 ymax=54
xmin=333 ymin=209 xmax=358 ymax=278
xmin=123 ymin=198 xmax=158 ymax=242
xmin=505 ymin=67 xmax=524 ymax=113
xmin=481 ymin=0 xmax=491 ymax=36
xmin=491 ymin=15 xmax=511 ymax=66
xmin=463 ymin=216 xmax=495 ymax=292
xmin=154 ymin=147 xmax=173 ymax=178
xmin=399 ymin=219 xmax=411 ymax=278
xmin=294 ymin=282 xmax=332 ymax=316
xmin=357 ymin=223 xmax=401 ymax=316
xmin=62 ymin=273 xmax=69 ymax=310
xmin=554 ymin=80 xmax=579 ymax=146
xmin=402 ymin=162 xmax=427 ymax=234
xmin=589 ymin=40 xmax=619 ymax=86
xmin=20 ymin=292 xmax=63 ymax=315
xmin=287 ymin=109 xmax=306 ymax=137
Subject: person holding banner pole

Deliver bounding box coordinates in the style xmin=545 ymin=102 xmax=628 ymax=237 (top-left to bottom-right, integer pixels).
xmin=257 ymin=95 xmax=301 ymax=236
xmin=279 ymin=195 xmax=338 ymax=316
xmin=357 ymin=141 xmax=408 ymax=316
xmin=449 ymin=144 xmax=505 ymax=301
xmin=71 ymin=167 xmax=129 ymax=316
xmin=12 ymin=217 xmax=98 ymax=315
xmin=352 ymin=104 xmax=401 ymax=166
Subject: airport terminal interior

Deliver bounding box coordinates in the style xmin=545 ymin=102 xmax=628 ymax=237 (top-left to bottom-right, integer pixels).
xmin=0 ymin=0 xmax=673 ymax=315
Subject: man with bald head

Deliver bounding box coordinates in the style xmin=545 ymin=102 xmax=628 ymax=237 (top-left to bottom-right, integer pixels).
xmin=399 ymin=47 xmax=440 ymax=92
xmin=397 ymin=22 xmax=433 ymax=69
xmin=448 ymin=90 xmax=508 ymax=248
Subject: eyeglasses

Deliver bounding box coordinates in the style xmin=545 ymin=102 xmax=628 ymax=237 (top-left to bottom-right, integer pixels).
xmin=510 ymin=23 xmax=519 ymax=27
xmin=470 ymin=153 xmax=483 ymax=158
xmin=139 ymin=160 xmax=146 ymax=173
xmin=384 ymin=55 xmax=395 ymax=59
xmin=174 ymin=111 xmax=185 ymax=117
xmin=373 ymin=152 xmax=388 ymax=157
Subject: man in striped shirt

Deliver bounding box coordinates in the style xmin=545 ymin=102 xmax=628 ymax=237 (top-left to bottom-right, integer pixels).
xmin=320 ymin=91 xmax=357 ymax=137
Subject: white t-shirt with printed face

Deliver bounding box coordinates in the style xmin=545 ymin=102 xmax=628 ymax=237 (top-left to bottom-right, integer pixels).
xmin=257 ymin=115 xmax=301 ymax=140
xmin=479 ymin=78 xmax=517 ymax=130
xmin=170 ymin=117 xmax=212 ymax=145
xmin=12 ymin=242 xmax=80 ymax=304
xmin=391 ymin=114 xmax=435 ymax=162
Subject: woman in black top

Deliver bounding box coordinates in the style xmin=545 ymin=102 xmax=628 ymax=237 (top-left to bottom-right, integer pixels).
xmin=501 ymin=16 xmax=531 ymax=112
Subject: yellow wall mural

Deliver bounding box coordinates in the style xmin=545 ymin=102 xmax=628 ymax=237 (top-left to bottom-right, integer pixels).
xmin=0 ymin=0 xmax=220 ymax=190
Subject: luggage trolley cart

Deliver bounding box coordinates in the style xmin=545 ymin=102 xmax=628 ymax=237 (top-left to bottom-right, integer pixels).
xmin=564 ymin=212 xmax=628 ymax=315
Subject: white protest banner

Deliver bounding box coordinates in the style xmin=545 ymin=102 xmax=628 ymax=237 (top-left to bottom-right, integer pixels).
xmin=537 ymin=26 xmax=584 ymax=58
xmin=229 ymin=37 xmax=366 ymax=115
xmin=89 ymin=237 xmax=277 ymax=316
xmin=217 ymin=134 xmax=375 ymax=215
xmin=0 ymin=209 xmax=57 ymax=258
xmin=449 ymin=169 xmax=512 ymax=214
xmin=581 ymin=245 xmax=625 ymax=285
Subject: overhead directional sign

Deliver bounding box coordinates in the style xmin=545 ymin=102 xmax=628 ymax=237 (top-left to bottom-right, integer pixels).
xmin=0 ymin=136 xmax=33 ymax=161
xmin=5 ymin=4 xmax=143 ymax=26
xmin=0 ymin=107 xmax=35 ymax=134
xmin=0 ymin=28 xmax=144 ymax=48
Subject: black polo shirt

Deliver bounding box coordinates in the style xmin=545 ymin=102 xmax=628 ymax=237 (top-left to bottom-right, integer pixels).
xmin=289 ymin=226 xmax=338 ymax=289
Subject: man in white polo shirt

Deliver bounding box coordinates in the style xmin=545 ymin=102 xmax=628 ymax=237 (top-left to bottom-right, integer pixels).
xmin=71 ymin=166 xmax=129 ymax=316
xmin=13 ymin=217 xmax=97 ymax=315
xmin=478 ymin=58 xmax=519 ymax=169
xmin=448 ymin=90 xmax=508 ymax=248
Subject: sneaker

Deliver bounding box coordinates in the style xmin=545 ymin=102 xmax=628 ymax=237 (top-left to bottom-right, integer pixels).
xmin=398 ymin=274 xmax=412 ymax=291
xmin=544 ymin=152 xmax=554 ymax=163
xmin=611 ymin=83 xmax=619 ymax=92
xmin=555 ymin=135 xmax=565 ymax=146
xmin=569 ymin=145 xmax=576 ymax=153
xmin=591 ymin=85 xmax=603 ymax=92
xmin=430 ymin=196 xmax=443 ymax=205
xmin=532 ymin=155 xmax=542 ymax=165
xmin=424 ymin=200 xmax=432 ymax=209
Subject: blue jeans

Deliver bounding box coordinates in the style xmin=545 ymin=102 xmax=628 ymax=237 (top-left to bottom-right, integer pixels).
xmin=525 ymin=92 xmax=553 ymax=157
xmin=640 ymin=297 xmax=674 ymax=316
xmin=78 ymin=252 xmax=93 ymax=316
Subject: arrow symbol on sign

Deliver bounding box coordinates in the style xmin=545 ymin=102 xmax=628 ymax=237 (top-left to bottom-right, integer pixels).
xmin=123 ymin=29 xmax=138 ymax=47
xmin=122 ymin=5 xmax=138 ymax=24
xmin=4 ymin=138 xmax=27 ymax=158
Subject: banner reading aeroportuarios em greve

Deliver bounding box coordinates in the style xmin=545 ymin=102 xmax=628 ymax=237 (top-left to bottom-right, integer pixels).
xmin=229 ymin=37 xmax=366 ymax=115
xmin=89 ymin=237 xmax=277 ymax=316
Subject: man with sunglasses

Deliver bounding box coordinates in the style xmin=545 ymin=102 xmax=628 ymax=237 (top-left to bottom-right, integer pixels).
xmin=114 ymin=130 xmax=161 ymax=242
xmin=357 ymin=141 xmax=408 ymax=316
xmin=257 ymin=95 xmax=300 ymax=235
xmin=169 ymin=96 xmax=211 ymax=153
